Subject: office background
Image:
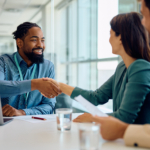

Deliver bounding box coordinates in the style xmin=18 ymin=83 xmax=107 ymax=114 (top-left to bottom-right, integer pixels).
xmin=0 ymin=0 xmax=141 ymax=112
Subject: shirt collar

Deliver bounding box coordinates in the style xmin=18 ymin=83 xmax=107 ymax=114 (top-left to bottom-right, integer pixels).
xmin=15 ymin=52 xmax=35 ymax=68
xmin=15 ymin=52 xmax=24 ymax=65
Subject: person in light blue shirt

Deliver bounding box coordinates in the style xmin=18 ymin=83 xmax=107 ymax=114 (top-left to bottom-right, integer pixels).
xmin=0 ymin=22 xmax=61 ymax=116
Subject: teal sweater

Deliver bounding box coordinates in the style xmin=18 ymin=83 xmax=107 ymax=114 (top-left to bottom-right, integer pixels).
xmin=71 ymin=60 xmax=150 ymax=124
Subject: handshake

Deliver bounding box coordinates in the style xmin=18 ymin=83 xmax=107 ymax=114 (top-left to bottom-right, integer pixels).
xmin=31 ymin=78 xmax=62 ymax=98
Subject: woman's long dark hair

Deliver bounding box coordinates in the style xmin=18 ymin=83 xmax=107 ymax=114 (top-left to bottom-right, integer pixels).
xmin=110 ymin=12 xmax=150 ymax=62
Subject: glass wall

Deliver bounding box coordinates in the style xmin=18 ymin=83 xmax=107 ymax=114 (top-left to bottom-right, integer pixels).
xmin=0 ymin=36 xmax=15 ymax=55
xmin=54 ymin=0 xmax=99 ymax=111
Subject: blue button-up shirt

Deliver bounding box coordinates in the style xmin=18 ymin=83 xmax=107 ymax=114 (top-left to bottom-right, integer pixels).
xmin=0 ymin=52 xmax=56 ymax=115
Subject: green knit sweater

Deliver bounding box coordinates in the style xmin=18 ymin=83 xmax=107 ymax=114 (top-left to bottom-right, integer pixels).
xmin=71 ymin=59 xmax=150 ymax=124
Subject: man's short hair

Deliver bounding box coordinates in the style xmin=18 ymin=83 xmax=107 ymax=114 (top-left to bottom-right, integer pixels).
xmin=12 ymin=22 xmax=40 ymax=50
xmin=144 ymin=0 xmax=150 ymax=10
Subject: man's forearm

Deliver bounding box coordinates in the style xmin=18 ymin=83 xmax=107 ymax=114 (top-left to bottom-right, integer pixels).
xmin=0 ymin=80 xmax=31 ymax=98
xmin=0 ymin=78 xmax=47 ymax=98
xmin=23 ymin=103 xmax=54 ymax=115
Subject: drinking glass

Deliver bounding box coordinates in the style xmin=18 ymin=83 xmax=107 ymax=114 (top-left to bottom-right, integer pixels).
xmin=79 ymin=123 xmax=100 ymax=150
xmin=56 ymin=108 xmax=72 ymax=131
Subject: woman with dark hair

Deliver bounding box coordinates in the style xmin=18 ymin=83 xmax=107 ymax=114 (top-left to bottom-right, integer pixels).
xmin=45 ymin=12 xmax=150 ymax=124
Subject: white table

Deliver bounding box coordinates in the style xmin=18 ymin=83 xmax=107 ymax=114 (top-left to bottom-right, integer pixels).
xmin=0 ymin=113 xmax=148 ymax=150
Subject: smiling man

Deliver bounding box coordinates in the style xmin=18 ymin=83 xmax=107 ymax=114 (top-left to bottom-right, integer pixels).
xmin=0 ymin=22 xmax=61 ymax=116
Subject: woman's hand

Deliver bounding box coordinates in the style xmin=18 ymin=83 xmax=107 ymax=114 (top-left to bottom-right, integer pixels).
xmin=73 ymin=113 xmax=93 ymax=123
xmin=93 ymin=116 xmax=129 ymax=140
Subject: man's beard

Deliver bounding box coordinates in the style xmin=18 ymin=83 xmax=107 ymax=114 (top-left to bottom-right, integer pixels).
xmin=24 ymin=48 xmax=44 ymax=64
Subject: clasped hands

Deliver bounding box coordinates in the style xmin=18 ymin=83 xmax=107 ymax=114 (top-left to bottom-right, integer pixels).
xmin=40 ymin=78 xmax=62 ymax=98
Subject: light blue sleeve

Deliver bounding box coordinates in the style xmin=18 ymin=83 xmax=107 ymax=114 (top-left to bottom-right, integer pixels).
xmin=0 ymin=58 xmax=31 ymax=98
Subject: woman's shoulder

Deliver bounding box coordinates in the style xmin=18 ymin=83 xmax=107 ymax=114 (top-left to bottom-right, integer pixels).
xmin=116 ymin=59 xmax=150 ymax=78
xmin=117 ymin=59 xmax=150 ymax=69
xmin=127 ymin=59 xmax=150 ymax=80
xmin=128 ymin=59 xmax=150 ymax=71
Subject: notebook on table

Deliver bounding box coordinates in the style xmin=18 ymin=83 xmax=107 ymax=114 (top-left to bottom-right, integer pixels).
xmin=0 ymin=97 xmax=13 ymax=126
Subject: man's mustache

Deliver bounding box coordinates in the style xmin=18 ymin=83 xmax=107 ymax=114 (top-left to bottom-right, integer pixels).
xmin=32 ymin=48 xmax=43 ymax=52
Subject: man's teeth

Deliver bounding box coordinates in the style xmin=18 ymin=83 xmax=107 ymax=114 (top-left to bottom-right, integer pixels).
xmin=34 ymin=50 xmax=42 ymax=52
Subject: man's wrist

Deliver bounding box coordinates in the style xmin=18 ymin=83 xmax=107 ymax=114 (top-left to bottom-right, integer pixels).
xmin=19 ymin=110 xmax=26 ymax=115
xmin=31 ymin=79 xmax=39 ymax=91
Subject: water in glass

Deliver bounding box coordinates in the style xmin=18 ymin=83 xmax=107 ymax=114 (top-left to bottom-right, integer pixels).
xmin=56 ymin=108 xmax=72 ymax=131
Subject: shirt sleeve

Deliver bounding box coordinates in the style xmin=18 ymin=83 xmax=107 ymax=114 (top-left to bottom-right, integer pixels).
xmin=23 ymin=63 xmax=56 ymax=115
xmin=0 ymin=59 xmax=31 ymax=98
xmin=108 ymin=64 xmax=150 ymax=123
xmin=22 ymin=97 xmax=55 ymax=115
xmin=124 ymin=124 xmax=150 ymax=148
xmin=71 ymin=75 xmax=114 ymax=105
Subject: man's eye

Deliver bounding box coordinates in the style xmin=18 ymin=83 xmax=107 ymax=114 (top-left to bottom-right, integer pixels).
xmin=31 ymin=39 xmax=36 ymax=41
xmin=42 ymin=40 xmax=45 ymax=42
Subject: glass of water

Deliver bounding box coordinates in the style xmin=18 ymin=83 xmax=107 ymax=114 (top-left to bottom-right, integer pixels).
xmin=56 ymin=108 xmax=72 ymax=131
xmin=79 ymin=123 xmax=100 ymax=150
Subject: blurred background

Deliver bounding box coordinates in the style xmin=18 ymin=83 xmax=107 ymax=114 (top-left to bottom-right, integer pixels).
xmin=0 ymin=0 xmax=141 ymax=113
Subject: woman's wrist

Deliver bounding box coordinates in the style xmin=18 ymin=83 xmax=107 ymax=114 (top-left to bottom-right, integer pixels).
xmin=59 ymin=82 xmax=75 ymax=96
xmin=59 ymin=82 xmax=63 ymax=93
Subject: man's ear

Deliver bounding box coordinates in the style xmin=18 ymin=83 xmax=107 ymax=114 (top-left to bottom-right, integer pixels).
xmin=16 ymin=38 xmax=23 ymax=49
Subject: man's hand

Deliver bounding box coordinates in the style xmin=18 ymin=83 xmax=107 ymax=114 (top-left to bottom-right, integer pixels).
xmin=73 ymin=113 xmax=93 ymax=123
xmin=41 ymin=78 xmax=61 ymax=98
xmin=31 ymin=78 xmax=62 ymax=98
xmin=2 ymin=104 xmax=26 ymax=117
xmin=42 ymin=78 xmax=75 ymax=97
xmin=93 ymin=116 xmax=129 ymax=140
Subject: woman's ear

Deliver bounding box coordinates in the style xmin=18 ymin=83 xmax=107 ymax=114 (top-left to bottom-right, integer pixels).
xmin=16 ymin=38 xmax=23 ymax=49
